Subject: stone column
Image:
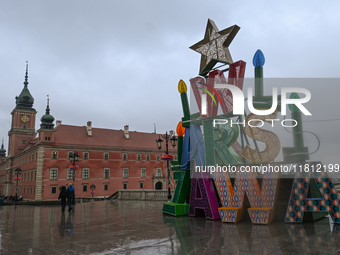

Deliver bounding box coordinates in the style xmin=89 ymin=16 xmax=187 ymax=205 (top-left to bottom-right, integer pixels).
xmin=35 ymin=146 xmax=44 ymax=200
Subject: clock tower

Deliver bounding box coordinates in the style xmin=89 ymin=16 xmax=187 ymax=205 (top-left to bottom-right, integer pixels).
xmin=8 ymin=63 xmax=37 ymax=156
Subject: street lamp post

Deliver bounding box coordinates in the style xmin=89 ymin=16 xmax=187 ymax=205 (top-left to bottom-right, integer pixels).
xmin=14 ymin=168 xmax=22 ymax=202
xmin=90 ymin=184 xmax=96 ymax=198
xmin=156 ymin=130 xmax=177 ymax=200
xmin=69 ymin=152 xmax=79 ymax=203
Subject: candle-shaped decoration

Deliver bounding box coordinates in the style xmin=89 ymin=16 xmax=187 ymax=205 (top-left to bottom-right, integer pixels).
xmin=289 ymin=93 xmax=304 ymax=149
xmin=178 ymin=80 xmax=190 ymax=124
xmin=176 ymin=121 xmax=185 ymax=137
xmin=253 ymin=49 xmax=265 ymax=97
xmin=253 ymin=49 xmax=265 ymax=67
xmin=176 ymin=121 xmax=185 ymax=165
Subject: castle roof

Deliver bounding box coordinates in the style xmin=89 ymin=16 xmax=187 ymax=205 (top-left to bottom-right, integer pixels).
xmin=52 ymin=124 xmax=176 ymax=152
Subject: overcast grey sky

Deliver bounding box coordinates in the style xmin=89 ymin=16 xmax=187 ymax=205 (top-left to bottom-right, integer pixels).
xmin=1 ymin=0 xmax=339 ymax=162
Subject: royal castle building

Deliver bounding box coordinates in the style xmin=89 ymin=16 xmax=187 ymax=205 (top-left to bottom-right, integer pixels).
xmin=0 ymin=65 xmax=176 ymax=200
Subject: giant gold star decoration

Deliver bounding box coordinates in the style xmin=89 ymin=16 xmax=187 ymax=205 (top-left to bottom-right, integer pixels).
xmin=190 ymin=19 xmax=240 ymax=76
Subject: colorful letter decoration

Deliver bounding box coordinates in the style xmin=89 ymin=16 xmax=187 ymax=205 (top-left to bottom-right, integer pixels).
xmin=285 ymin=162 xmax=340 ymax=223
xmin=189 ymin=172 xmax=220 ymax=219
xmin=190 ymin=61 xmax=246 ymax=119
xmin=241 ymin=112 xmax=281 ymax=163
xmin=188 ymin=125 xmax=220 ymax=219
xmin=213 ymin=169 xmax=280 ymax=224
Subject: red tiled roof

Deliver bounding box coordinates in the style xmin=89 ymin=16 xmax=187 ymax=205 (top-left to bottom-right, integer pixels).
xmin=53 ymin=124 xmax=176 ymax=151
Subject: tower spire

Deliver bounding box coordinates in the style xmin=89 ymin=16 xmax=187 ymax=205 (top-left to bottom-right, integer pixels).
xmin=15 ymin=61 xmax=34 ymax=110
xmin=0 ymin=137 xmax=6 ymax=158
xmin=46 ymin=95 xmax=50 ymax=114
xmin=40 ymin=95 xmax=54 ymax=130
xmin=24 ymin=61 xmax=29 ymax=87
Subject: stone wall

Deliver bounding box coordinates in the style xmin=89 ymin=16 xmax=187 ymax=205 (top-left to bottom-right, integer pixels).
xmin=118 ymin=190 xmax=168 ymax=201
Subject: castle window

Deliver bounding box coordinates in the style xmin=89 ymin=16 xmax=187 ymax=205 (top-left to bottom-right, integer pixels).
xmin=104 ymin=183 xmax=109 ymax=191
xmin=123 ymin=168 xmax=128 ymax=178
xmin=104 ymin=152 xmax=109 ymax=160
xmin=141 ymin=168 xmax=146 ymax=178
xmin=156 ymin=168 xmax=162 ymax=177
xmin=123 ymin=183 xmax=128 ymax=189
xmin=83 ymin=168 xmax=89 ymax=179
xmin=52 ymin=151 xmax=58 ymax=159
xmin=50 ymin=168 xmax=58 ymax=180
xmin=140 ymin=182 xmax=144 ymax=189
xmin=82 ymin=184 xmax=88 ymax=192
xmin=51 ymin=186 xmax=57 ymax=194
xmin=68 ymin=151 xmax=74 ymax=159
xmin=123 ymin=153 xmax=127 ymax=160
xmin=146 ymin=154 xmax=150 ymax=161
xmin=67 ymin=169 xmax=73 ymax=180
xmin=137 ymin=154 xmax=141 ymax=161
xmin=157 ymin=154 xmax=161 ymax=161
xmin=104 ymin=168 xmax=110 ymax=179
xmin=83 ymin=152 xmax=89 ymax=160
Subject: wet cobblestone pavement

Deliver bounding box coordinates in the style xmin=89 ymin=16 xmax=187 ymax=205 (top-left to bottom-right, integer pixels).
xmin=0 ymin=200 xmax=339 ymax=254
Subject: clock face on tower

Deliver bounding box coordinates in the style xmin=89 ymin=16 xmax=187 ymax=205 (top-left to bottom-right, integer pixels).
xmin=21 ymin=115 xmax=30 ymax=123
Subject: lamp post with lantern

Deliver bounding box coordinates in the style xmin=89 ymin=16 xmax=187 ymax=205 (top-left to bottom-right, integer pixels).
xmin=69 ymin=152 xmax=79 ymax=203
xmin=90 ymin=184 xmax=96 ymax=198
xmin=156 ymin=131 xmax=177 ymax=200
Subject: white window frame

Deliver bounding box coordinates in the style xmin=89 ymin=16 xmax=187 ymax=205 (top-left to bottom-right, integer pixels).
xmin=50 ymin=168 xmax=58 ymax=180
xmin=68 ymin=151 xmax=74 ymax=159
xmin=104 ymin=168 xmax=110 ymax=179
xmin=123 ymin=168 xmax=129 ymax=178
xmin=51 ymin=185 xmax=58 ymax=194
xmin=67 ymin=168 xmax=73 ymax=180
xmin=52 ymin=151 xmax=58 ymax=159
xmin=83 ymin=152 xmax=89 ymax=160
xmin=104 ymin=183 xmax=109 ymax=191
xmin=104 ymin=152 xmax=109 ymax=160
xmin=82 ymin=184 xmax=88 ymax=192
xmin=156 ymin=168 xmax=162 ymax=177
xmin=141 ymin=168 xmax=146 ymax=178
xmin=83 ymin=168 xmax=90 ymax=179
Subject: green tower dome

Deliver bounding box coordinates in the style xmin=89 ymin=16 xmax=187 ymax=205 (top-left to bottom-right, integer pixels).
xmin=40 ymin=98 xmax=55 ymax=130
xmin=15 ymin=62 xmax=35 ymax=110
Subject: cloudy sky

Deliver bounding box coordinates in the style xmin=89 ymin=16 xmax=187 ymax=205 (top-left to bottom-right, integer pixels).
xmin=0 ymin=1 xmax=339 ymax=164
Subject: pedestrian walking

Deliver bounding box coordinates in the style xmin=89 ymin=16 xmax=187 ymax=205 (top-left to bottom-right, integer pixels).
xmin=67 ymin=183 xmax=74 ymax=211
xmin=58 ymin=186 xmax=67 ymax=212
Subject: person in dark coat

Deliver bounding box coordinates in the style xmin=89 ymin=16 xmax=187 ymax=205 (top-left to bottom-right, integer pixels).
xmin=58 ymin=186 xmax=67 ymax=212
xmin=67 ymin=183 xmax=74 ymax=211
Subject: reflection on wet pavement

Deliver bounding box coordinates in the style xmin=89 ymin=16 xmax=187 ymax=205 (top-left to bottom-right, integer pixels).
xmin=0 ymin=200 xmax=339 ymax=254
